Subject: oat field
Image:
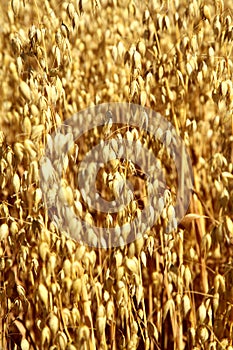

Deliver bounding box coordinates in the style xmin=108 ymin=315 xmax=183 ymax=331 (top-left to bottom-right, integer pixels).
xmin=0 ymin=0 xmax=233 ymax=349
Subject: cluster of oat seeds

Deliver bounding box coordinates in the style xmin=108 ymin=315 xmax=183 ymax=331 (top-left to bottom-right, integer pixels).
xmin=0 ymin=0 xmax=233 ymax=349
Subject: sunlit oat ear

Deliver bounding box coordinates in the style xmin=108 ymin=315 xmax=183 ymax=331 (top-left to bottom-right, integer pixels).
xmin=11 ymin=0 xmax=20 ymax=17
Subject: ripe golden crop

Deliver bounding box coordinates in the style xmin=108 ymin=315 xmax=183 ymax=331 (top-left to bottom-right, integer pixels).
xmin=0 ymin=0 xmax=233 ymax=349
